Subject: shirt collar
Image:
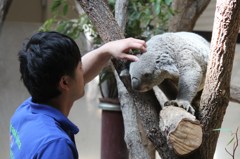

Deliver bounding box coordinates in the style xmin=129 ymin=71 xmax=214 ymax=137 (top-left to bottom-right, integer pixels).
xmin=28 ymin=97 xmax=79 ymax=134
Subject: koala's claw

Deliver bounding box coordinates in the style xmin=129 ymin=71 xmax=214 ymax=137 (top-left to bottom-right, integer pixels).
xmin=164 ymin=101 xmax=178 ymax=107
xmin=164 ymin=100 xmax=195 ymax=115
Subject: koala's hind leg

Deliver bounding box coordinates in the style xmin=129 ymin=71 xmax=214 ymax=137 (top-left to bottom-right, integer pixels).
xmin=165 ymin=63 xmax=203 ymax=115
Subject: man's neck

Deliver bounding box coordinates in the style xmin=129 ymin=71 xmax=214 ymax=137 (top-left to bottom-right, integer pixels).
xmin=47 ymin=95 xmax=73 ymax=116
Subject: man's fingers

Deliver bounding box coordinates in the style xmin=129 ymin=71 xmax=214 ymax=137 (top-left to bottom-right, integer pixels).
xmin=127 ymin=38 xmax=147 ymax=52
xmin=121 ymin=54 xmax=139 ymax=62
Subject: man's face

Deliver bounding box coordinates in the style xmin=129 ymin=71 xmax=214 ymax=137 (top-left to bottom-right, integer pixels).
xmin=71 ymin=62 xmax=85 ymax=100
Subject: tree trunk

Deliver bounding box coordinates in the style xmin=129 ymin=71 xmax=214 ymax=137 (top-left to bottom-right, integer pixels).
xmin=77 ymin=1 xmax=178 ymax=158
xmin=115 ymin=71 xmax=151 ymax=159
xmin=168 ymin=0 xmax=210 ymax=32
xmin=114 ymin=1 xmax=155 ymax=158
xmin=0 ymin=0 xmax=12 ymax=31
xmin=198 ymin=0 xmax=240 ymax=159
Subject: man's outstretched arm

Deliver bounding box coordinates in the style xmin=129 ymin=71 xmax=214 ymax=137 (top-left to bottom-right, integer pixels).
xmin=82 ymin=38 xmax=146 ymax=84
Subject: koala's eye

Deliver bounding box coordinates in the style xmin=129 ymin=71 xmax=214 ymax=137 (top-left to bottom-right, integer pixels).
xmin=144 ymin=73 xmax=152 ymax=78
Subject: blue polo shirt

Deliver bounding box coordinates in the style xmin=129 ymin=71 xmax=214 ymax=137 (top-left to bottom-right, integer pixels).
xmin=10 ymin=97 xmax=79 ymax=159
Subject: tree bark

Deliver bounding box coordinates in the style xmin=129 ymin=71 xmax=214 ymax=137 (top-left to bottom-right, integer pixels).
xmin=198 ymin=0 xmax=240 ymax=159
xmin=77 ymin=1 xmax=178 ymax=158
xmin=115 ymin=0 xmax=128 ymax=32
xmin=114 ymin=1 xmax=155 ymax=158
xmin=115 ymin=71 xmax=151 ymax=159
xmin=0 ymin=0 xmax=12 ymax=31
xmin=168 ymin=0 xmax=210 ymax=32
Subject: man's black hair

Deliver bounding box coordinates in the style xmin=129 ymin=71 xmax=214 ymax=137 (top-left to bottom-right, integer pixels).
xmin=18 ymin=31 xmax=81 ymax=103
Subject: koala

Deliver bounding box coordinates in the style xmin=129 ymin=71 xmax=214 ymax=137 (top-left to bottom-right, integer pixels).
xmin=128 ymin=32 xmax=209 ymax=114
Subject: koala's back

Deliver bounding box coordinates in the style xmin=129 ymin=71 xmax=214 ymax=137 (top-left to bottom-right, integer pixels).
xmin=147 ymin=32 xmax=209 ymax=71
xmin=146 ymin=32 xmax=210 ymax=92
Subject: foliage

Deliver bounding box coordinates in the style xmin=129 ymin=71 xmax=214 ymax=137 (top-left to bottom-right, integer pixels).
xmin=109 ymin=0 xmax=174 ymax=39
xmin=123 ymin=0 xmax=173 ymax=39
xmin=99 ymin=66 xmax=118 ymax=99
xmin=39 ymin=0 xmax=97 ymax=40
xmin=40 ymin=0 xmax=173 ymax=41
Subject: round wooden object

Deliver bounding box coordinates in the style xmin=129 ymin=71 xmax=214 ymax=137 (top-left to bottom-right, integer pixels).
xmin=159 ymin=106 xmax=203 ymax=156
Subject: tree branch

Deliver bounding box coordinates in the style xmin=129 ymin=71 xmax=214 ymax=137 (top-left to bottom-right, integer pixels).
xmin=114 ymin=1 xmax=155 ymax=158
xmin=0 ymin=0 xmax=12 ymax=31
xmin=115 ymin=0 xmax=128 ymax=32
xmin=199 ymin=1 xmax=240 ymax=158
xmin=115 ymin=70 xmax=151 ymax=159
xmin=168 ymin=0 xmax=210 ymax=32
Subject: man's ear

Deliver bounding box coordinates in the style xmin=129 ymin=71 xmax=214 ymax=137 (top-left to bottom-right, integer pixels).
xmin=58 ymin=76 xmax=71 ymax=92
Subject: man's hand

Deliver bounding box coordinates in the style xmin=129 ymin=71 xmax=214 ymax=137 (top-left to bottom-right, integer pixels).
xmin=101 ymin=38 xmax=147 ymax=62
xmin=82 ymin=38 xmax=146 ymax=84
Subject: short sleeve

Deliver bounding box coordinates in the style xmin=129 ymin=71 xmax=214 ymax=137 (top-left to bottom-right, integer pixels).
xmin=36 ymin=138 xmax=77 ymax=159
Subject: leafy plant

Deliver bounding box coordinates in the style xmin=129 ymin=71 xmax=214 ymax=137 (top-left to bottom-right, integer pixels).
xmin=108 ymin=0 xmax=173 ymax=39
xmin=126 ymin=0 xmax=173 ymax=39
xmin=39 ymin=0 xmax=97 ymax=40
xmin=40 ymin=0 xmax=173 ymax=41
xmin=99 ymin=66 xmax=118 ymax=99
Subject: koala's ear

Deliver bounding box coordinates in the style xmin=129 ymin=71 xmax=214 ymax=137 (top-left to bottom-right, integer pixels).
xmin=120 ymin=68 xmax=130 ymax=78
xmin=161 ymin=64 xmax=179 ymax=78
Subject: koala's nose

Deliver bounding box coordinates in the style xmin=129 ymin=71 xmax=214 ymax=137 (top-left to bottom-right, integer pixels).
xmin=131 ymin=78 xmax=140 ymax=90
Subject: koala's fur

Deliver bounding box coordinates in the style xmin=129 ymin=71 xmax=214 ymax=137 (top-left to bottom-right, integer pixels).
xmin=129 ymin=32 xmax=209 ymax=114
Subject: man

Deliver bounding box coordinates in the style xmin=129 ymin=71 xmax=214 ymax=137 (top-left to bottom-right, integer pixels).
xmin=10 ymin=31 xmax=146 ymax=159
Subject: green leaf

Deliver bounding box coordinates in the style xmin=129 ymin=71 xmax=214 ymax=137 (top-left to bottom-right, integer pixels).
xmin=39 ymin=18 xmax=56 ymax=32
xmin=226 ymin=137 xmax=235 ymax=146
xmin=51 ymin=0 xmax=64 ymax=12
xmin=63 ymin=3 xmax=68 ymax=16
xmin=212 ymin=128 xmax=232 ymax=132
xmin=154 ymin=0 xmax=161 ymax=15
xmin=164 ymin=0 xmax=172 ymax=6
xmin=56 ymin=21 xmax=68 ymax=33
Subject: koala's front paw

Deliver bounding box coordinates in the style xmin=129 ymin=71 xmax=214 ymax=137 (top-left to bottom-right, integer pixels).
xmin=164 ymin=100 xmax=195 ymax=115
